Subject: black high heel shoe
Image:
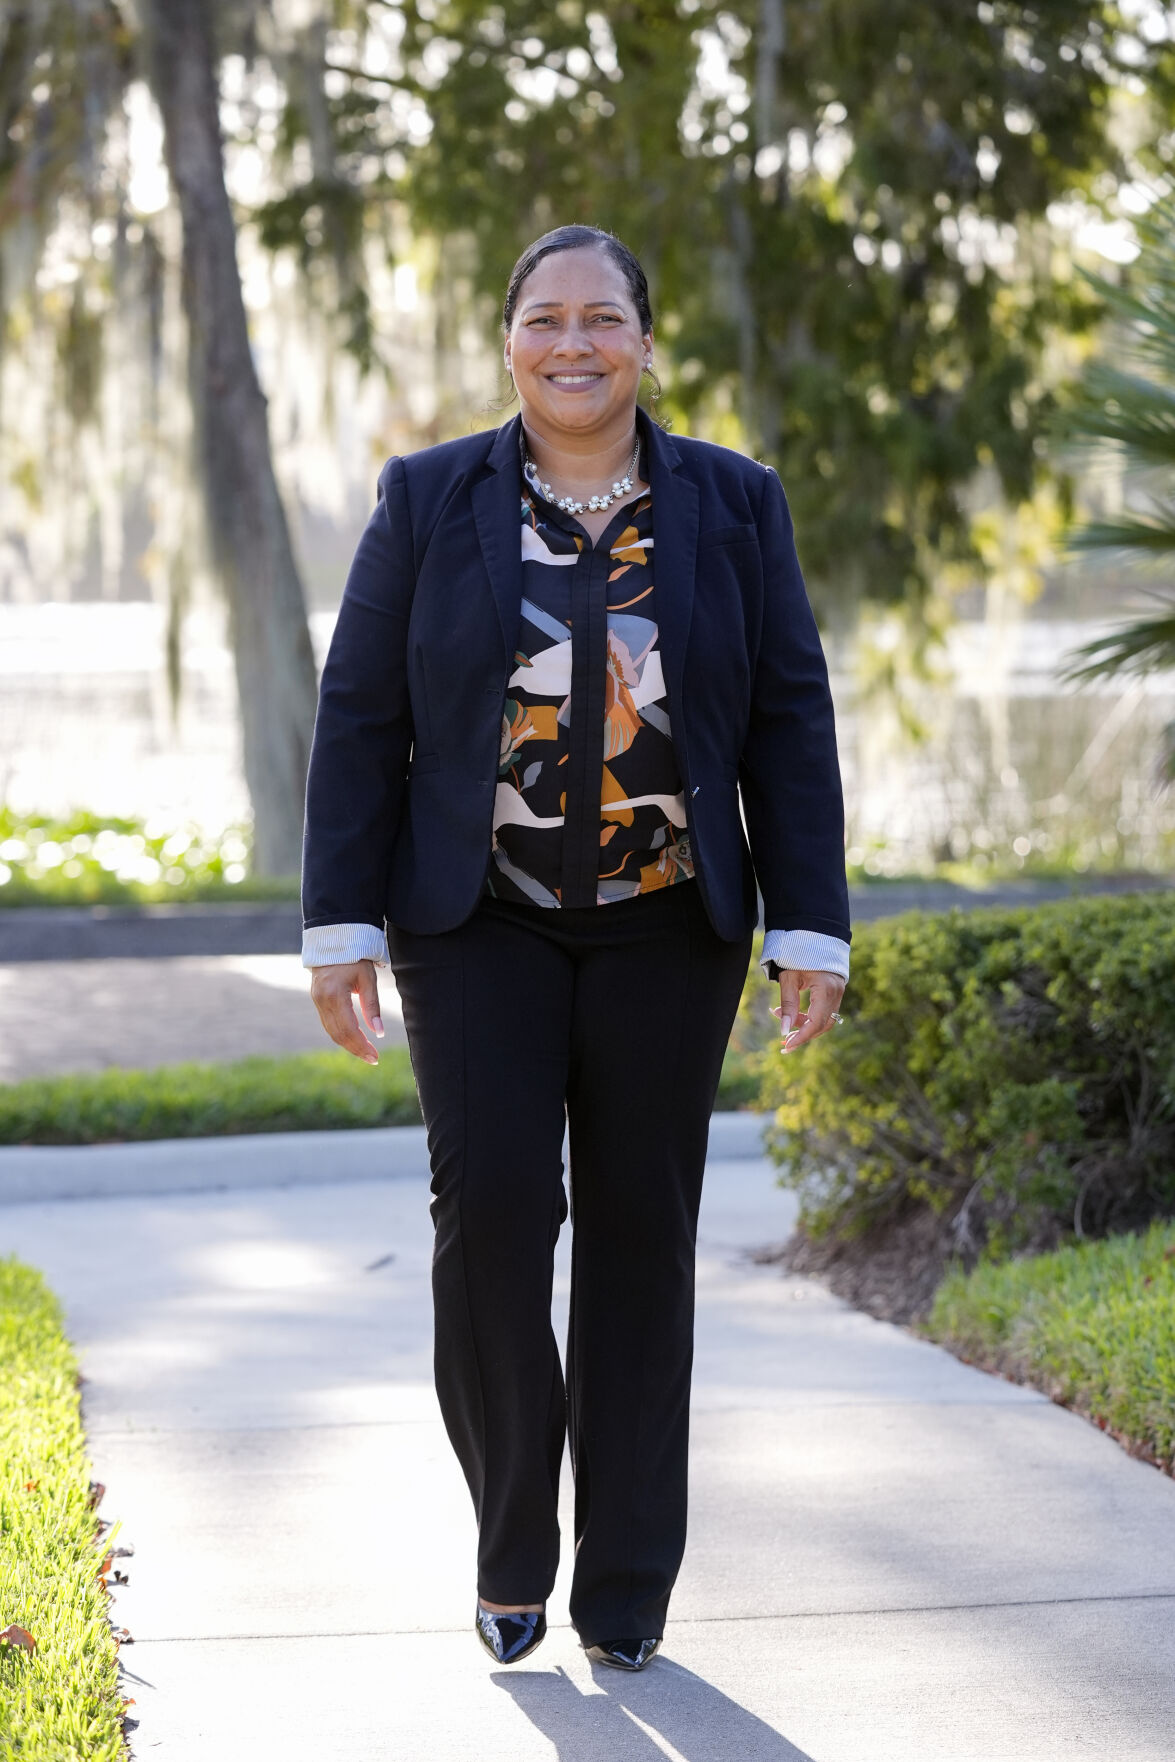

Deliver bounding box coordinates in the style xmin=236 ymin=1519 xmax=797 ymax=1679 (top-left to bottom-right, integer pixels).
xmin=583 ymin=1635 xmax=661 ymax=1671
xmin=475 ymin=1602 xmax=548 ymax=1664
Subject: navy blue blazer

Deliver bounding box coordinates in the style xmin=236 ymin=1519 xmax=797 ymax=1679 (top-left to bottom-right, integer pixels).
xmin=301 ymin=406 xmax=851 ymax=947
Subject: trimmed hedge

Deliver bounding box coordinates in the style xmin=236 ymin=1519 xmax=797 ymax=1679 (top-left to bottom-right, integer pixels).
xmin=0 ymin=1037 xmax=763 ymax=1149
xmin=927 ymin=1221 xmax=1175 ymax=1473
xmin=0 ymin=1048 xmax=423 ymax=1146
xmin=760 ymin=892 xmax=1175 ymax=1263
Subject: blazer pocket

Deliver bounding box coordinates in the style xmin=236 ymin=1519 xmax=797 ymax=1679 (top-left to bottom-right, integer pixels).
xmin=698 ymin=523 xmax=758 ymax=550
xmin=407 ymin=749 xmax=441 ymax=776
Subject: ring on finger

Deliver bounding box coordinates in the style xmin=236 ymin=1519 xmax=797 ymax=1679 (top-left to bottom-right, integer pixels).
xmin=829 ymin=1012 xmax=845 ymax=1025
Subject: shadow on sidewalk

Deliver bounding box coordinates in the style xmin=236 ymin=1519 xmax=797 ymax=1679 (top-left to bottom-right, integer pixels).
xmin=493 ymin=1654 xmax=815 ymax=1761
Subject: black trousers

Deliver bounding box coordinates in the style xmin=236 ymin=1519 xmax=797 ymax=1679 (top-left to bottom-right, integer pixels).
xmin=387 ymin=878 xmax=752 ymax=1645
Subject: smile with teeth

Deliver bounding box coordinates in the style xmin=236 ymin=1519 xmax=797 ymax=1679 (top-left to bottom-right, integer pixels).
xmin=549 ymin=372 xmax=602 ymax=384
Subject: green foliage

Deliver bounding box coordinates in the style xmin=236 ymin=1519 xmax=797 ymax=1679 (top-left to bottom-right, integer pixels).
xmin=8 ymin=0 xmax=1175 ymax=635
xmin=0 ymin=808 xmax=300 ymax=906
xmin=377 ymin=0 xmax=1172 ymax=619
xmin=0 ymin=1048 xmax=423 ymax=1146
xmin=1051 ymin=189 xmax=1175 ymax=771
xmin=928 ymin=1220 xmax=1175 ymax=1472
xmin=0 ymin=1259 xmax=125 ymax=1760
xmin=0 ymin=1041 xmax=759 ymax=1146
xmin=759 ymin=893 xmax=1175 ymax=1257
xmin=717 ymin=1040 xmax=768 ymax=1112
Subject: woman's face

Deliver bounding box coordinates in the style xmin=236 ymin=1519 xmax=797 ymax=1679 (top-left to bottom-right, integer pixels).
xmin=504 ymin=246 xmax=652 ymax=441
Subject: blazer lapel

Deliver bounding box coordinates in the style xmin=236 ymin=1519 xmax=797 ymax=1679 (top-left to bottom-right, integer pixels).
xmin=472 ymin=413 xmax=524 ymax=663
xmin=643 ymin=409 xmax=697 ymax=750
xmin=471 ymin=408 xmax=698 ymax=724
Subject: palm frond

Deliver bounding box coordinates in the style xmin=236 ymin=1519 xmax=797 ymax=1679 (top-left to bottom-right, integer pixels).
xmin=1054 ymin=191 xmax=1175 ymax=712
xmin=1060 ymin=608 xmax=1175 ymax=683
xmin=1071 ymin=192 xmax=1175 ymax=387
xmin=1060 ymin=500 xmax=1175 ymax=559
xmin=1051 ymin=369 xmax=1175 ymax=465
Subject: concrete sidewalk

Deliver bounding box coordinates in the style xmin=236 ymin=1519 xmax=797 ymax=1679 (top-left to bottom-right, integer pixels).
xmin=0 ymin=954 xmax=406 ymax=1083
xmin=2 ymin=1125 xmax=1173 ymax=1759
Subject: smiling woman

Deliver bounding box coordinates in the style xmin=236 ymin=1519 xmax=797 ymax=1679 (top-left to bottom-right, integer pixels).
xmin=502 ymin=241 xmax=654 ymax=541
xmin=300 ymin=222 xmax=851 ymax=1675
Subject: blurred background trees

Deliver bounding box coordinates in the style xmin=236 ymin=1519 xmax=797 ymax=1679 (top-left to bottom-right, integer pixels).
xmin=2 ymin=0 xmax=318 ymax=873
xmin=1 ymin=0 xmax=1174 ymax=876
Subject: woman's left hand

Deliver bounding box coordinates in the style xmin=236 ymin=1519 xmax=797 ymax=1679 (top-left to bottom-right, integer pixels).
xmin=771 ymin=968 xmax=846 ymax=1054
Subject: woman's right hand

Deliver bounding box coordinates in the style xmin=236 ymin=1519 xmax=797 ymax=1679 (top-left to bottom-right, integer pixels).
xmin=308 ymin=961 xmax=384 ymax=1065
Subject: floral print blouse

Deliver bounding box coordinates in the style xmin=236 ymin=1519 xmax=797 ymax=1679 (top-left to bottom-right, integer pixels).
xmin=485 ymin=443 xmax=694 ymax=910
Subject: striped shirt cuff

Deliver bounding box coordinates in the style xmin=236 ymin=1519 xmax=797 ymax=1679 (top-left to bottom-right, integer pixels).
xmin=301 ymin=922 xmax=390 ymax=969
xmin=760 ymin=928 xmax=850 ymax=984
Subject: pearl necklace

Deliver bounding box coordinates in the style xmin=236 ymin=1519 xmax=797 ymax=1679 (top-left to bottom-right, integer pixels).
xmin=524 ymin=436 xmax=641 ymax=516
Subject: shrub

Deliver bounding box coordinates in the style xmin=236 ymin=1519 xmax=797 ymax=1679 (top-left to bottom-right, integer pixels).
xmin=0 ymin=807 xmax=298 ymax=905
xmin=0 ymin=1049 xmax=422 ymax=1146
xmin=760 ymin=893 xmax=1175 ymax=1263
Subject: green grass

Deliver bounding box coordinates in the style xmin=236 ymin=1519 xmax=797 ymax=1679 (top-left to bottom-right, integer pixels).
xmin=0 ymin=1040 xmax=764 ymax=1149
xmin=926 ymin=1222 xmax=1175 ymax=1473
xmin=0 ymin=1259 xmax=126 ymax=1760
xmin=0 ymin=1048 xmax=425 ymax=1146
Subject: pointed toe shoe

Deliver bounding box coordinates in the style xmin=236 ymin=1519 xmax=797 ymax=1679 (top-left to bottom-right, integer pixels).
xmin=475 ymin=1603 xmax=547 ymax=1665
xmin=583 ymin=1635 xmax=662 ymax=1671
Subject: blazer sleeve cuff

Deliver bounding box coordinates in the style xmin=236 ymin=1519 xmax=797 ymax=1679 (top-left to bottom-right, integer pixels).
xmin=760 ymin=927 xmax=850 ymax=984
xmin=301 ymin=922 xmax=391 ymax=969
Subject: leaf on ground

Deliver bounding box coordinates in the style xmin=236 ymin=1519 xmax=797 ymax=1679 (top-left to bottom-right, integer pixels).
xmin=0 ymin=1624 xmax=37 ymax=1652
xmin=23 ymin=1479 xmax=38 ymax=1491
xmin=111 ymin=1626 xmax=134 ymax=1645
xmin=88 ymin=1480 xmax=106 ymax=1509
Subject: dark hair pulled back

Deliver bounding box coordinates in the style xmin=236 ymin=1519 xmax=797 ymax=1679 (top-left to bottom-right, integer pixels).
xmin=500 ymin=225 xmax=660 ymax=404
xmin=502 ymin=225 xmax=653 ymax=334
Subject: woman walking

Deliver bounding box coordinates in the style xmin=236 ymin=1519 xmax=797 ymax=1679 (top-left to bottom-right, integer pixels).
xmin=301 ymin=225 xmax=850 ymax=1671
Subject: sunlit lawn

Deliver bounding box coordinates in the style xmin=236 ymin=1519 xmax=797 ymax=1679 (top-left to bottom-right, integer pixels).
xmin=927 ymin=1223 xmax=1175 ymax=1474
xmin=0 ymin=1258 xmax=127 ymax=1760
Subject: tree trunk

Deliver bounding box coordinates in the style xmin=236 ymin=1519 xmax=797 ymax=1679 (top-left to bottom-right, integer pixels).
xmin=143 ymin=0 xmax=319 ymax=876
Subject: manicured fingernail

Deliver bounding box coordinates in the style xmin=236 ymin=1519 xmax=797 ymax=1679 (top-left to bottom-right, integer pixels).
xmin=373 ymin=1016 xmax=385 ymax=1037
xmin=779 ymin=1016 xmax=793 ymax=1037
